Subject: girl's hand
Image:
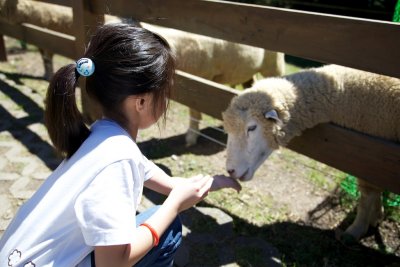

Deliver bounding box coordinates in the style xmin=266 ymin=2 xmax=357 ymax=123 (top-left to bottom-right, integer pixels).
xmin=210 ymin=175 xmax=242 ymax=192
xmin=165 ymin=174 xmax=214 ymax=213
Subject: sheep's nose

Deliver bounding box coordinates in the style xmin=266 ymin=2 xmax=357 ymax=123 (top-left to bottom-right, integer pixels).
xmin=227 ymin=169 xmax=235 ymax=176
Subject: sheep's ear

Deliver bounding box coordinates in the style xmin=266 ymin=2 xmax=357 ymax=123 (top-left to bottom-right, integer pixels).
xmin=264 ymin=109 xmax=282 ymax=125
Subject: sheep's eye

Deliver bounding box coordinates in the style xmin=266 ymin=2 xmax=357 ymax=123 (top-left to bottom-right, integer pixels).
xmin=247 ymin=125 xmax=257 ymax=132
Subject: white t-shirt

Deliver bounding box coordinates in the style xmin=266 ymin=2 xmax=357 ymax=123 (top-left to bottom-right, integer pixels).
xmin=0 ymin=119 xmax=163 ymax=267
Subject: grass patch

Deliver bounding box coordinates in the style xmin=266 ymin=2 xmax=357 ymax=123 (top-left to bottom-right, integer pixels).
xmin=207 ymin=187 xmax=288 ymax=226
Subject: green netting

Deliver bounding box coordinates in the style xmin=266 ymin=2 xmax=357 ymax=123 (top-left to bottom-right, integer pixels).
xmin=383 ymin=191 xmax=400 ymax=207
xmin=340 ymin=175 xmax=400 ymax=207
xmin=394 ymin=0 xmax=400 ymax=22
xmin=340 ymin=175 xmax=359 ymax=198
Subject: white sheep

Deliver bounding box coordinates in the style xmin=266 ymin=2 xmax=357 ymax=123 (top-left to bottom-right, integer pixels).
xmin=140 ymin=23 xmax=286 ymax=146
xmin=222 ymin=64 xmax=400 ymax=241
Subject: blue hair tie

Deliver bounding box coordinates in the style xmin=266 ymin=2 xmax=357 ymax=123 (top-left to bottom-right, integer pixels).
xmin=76 ymin=57 xmax=95 ymax=77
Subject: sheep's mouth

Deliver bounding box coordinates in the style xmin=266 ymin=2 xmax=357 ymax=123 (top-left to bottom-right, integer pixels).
xmin=238 ymin=169 xmax=249 ymax=181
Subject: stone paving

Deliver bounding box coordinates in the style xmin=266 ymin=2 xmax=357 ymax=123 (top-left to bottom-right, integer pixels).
xmin=0 ymin=69 xmax=281 ymax=266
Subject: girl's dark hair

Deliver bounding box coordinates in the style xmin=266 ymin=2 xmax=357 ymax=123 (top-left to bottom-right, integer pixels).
xmin=45 ymin=23 xmax=175 ymax=158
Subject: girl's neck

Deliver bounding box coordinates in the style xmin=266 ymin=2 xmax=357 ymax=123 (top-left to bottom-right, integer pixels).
xmin=125 ymin=125 xmax=138 ymax=141
xmin=102 ymin=116 xmax=138 ymax=141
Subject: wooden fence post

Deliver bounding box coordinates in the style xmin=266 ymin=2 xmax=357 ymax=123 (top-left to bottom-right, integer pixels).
xmin=0 ymin=35 xmax=7 ymax=61
xmin=72 ymin=0 xmax=104 ymax=123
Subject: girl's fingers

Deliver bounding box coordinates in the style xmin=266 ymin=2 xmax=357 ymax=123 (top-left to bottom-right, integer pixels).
xmin=194 ymin=175 xmax=212 ymax=189
xmin=190 ymin=174 xmax=205 ymax=182
xmin=196 ymin=176 xmax=214 ymax=197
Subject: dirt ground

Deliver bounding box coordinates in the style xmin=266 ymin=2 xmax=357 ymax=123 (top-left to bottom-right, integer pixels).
xmin=1 ymin=38 xmax=399 ymax=266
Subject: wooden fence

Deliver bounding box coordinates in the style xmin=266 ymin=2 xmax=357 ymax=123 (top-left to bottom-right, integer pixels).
xmin=0 ymin=0 xmax=399 ymax=193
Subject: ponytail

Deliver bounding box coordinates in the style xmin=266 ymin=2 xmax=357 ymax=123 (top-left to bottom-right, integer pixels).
xmin=44 ymin=23 xmax=176 ymax=158
xmin=44 ymin=64 xmax=90 ymax=158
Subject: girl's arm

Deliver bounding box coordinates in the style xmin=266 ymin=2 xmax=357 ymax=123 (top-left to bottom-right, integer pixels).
xmin=144 ymin=170 xmax=186 ymax=195
xmin=94 ymin=199 xmax=178 ymax=267
xmin=95 ymin=175 xmax=214 ymax=267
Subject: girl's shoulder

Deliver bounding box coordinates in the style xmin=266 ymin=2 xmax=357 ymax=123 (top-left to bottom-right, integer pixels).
xmin=70 ymin=119 xmax=142 ymax=166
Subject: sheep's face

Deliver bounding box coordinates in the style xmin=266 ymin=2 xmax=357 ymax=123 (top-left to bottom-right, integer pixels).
xmin=223 ymin=102 xmax=282 ymax=181
xmin=223 ymin=78 xmax=291 ymax=181
xmin=225 ymin=117 xmax=275 ymax=181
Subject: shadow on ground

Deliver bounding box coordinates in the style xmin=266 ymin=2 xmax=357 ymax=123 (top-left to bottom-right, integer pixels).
xmin=144 ymin=184 xmax=400 ymax=267
xmin=0 ymin=71 xmax=47 ymax=85
xmin=0 ymin=78 xmax=60 ymax=170
xmin=138 ymin=126 xmax=227 ymax=159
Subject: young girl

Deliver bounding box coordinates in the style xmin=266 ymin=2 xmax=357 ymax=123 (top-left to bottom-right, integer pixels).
xmin=0 ymin=23 xmax=240 ymax=267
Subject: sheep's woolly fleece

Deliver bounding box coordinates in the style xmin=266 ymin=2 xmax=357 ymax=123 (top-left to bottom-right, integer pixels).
xmin=223 ymin=64 xmax=400 ymax=147
xmin=142 ymin=23 xmax=285 ymax=85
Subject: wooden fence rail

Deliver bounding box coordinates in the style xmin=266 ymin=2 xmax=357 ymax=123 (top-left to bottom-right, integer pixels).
xmin=0 ymin=21 xmax=75 ymax=59
xmin=33 ymin=0 xmax=71 ymax=6
xmin=93 ymin=0 xmax=400 ymax=79
xmin=0 ymin=0 xmax=399 ymax=193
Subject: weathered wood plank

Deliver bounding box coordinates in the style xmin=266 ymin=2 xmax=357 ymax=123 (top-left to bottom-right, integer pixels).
xmin=72 ymin=0 xmax=104 ymax=57
xmin=93 ymin=0 xmax=400 ymax=79
xmin=0 ymin=35 xmax=7 ymax=61
xmin=173 ymin=71 xmax=400 ymax=193
xmin=0 ymin=21 xmax=75 ymax=59
xmin=173 ymin=71 xmax=236 ymax=120
xmin=33 ymin=0 xmax=72 ymax=7
xmin=288 ymin=124 xmax=400 ymax=194
xmin=0 ymin=1 xmax=73 ymax=35
xmin=72 ymin=0 xmax=105 ymax=122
